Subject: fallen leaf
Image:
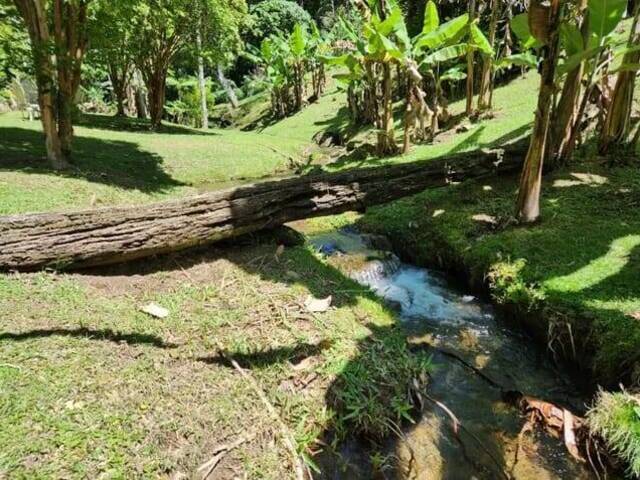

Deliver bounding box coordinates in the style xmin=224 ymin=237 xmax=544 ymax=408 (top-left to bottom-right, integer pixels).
xmin=304 ymin=295 xmax=332 ymax=313
xmin=563 ymin=409 xmax=585 ymax=462
xmin=140 ymin=303 xmax=169 ymax=319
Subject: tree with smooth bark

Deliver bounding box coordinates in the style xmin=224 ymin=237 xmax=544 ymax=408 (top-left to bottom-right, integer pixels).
xmin=12 ymin=0 xmax=91 ymax=168
xmin=516 ymin=0 xmax=562 ymax=223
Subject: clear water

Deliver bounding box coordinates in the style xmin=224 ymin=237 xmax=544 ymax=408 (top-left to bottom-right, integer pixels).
xmin=310 ymin=228 xmax=599 ymax=480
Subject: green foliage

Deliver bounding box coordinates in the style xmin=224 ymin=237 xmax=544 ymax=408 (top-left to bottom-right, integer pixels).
xmin=589 ymin=391 xmax=640 ymax=477
xmin=166 ymin=77 xmax=215 ymax=127
xmin=329 ymin=331 xmax=431 ymax=438
xmin=247 ymin=0 xmax=312 ymax=44
xmin=0 ymin=2 xmax=31 ymax=88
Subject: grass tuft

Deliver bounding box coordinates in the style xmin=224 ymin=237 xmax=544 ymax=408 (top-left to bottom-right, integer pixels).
xmin=589 ymin=391 xmax=640 ymax=477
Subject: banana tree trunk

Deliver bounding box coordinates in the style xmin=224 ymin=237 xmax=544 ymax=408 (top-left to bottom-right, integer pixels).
xmin=599 ymin=3 xmax=640 ymax=154
xmin=516 ymin=0 xmax=562 ymax=223
xmin=478 ymin=0 xmax=500 ymax=110
xmin=466 ymin=0 xmax=477 ymax=116
xmin=377 ymin=62 xmax=397 ymax=155
xmin=550 ymin=1 xmax=589 ymax=164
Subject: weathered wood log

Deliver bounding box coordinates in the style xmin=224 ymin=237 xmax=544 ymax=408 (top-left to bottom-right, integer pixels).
xmin=0 ymin=139 xmax=528 ymax=271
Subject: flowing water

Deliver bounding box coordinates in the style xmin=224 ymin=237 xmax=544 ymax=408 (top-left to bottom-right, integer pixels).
xmin=309 ymin=227 xmax=601 ymax=480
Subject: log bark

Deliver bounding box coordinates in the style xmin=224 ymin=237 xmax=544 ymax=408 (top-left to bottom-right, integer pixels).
xmin=0 ymin=140 xmax=528 ymax=271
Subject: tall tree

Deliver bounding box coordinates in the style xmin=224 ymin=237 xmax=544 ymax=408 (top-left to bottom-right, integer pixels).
xmin=12 ymin=0 xmax=91 ymax=168
xmin=516 ymin=0 xmax=562 ymax=223
xmin=130 ymin=0 xmax=246 ymax=129
xmin=90 ymin=0 xmax=136 ymax=117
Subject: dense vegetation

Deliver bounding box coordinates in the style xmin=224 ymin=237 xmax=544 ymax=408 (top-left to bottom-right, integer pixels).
xmin=1 ymin=0 xmax=640 ymax=478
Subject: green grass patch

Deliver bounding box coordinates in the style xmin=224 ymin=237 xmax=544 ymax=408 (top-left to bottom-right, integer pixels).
xmin=0 ymin=112 xmax=309 ymax=214
xmin=0 ymin=233 xmax=431 ymax=477
xmin=589 ymin=391 xmax=640 ymax=477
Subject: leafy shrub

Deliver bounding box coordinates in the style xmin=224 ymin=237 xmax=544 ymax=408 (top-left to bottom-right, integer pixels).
xmin=247 ymin=0 xmax=312 ymax=44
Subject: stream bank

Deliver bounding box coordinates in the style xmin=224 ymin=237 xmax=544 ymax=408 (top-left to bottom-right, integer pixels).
xmin=354 ymin=163 xmax=640 ymax=477
xmin=298 ymin=222 xmax=607 ymax=479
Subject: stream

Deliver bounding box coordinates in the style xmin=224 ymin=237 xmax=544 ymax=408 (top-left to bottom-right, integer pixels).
xmin=308 ymin=226 xmax=601 ymax=480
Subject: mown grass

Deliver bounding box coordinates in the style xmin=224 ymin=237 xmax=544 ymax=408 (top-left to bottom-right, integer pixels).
xmin=0 ymin=227 xmax=431 ymax=478
xmin=0 ymin=112 xmax=310 ymax=214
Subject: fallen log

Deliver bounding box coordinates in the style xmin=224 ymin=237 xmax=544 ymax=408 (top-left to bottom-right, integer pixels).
xmin=0 ymin=139 xmax=528 ymax=271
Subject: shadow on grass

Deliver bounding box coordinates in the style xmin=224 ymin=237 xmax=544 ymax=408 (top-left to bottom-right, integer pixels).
xmin=199 ymin=340 xmax=332 ymax=369
xmin=0 ymin=126 xmax=185 ymax=192
xmin=327 ymin=121 xmax=531 ymax=172
xmin=0 ymin=327 xmax=177 ymax=348
xmin=75 ymin=114 xmax=218 ymax=136
xmin=76 ymin=228 xmax=535 ymax=478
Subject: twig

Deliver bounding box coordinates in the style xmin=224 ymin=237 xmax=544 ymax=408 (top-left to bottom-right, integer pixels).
xmin=197 ymin=432 xmax=256 ymax=479
xmin=425 ymin=393 xmax=511 ymax=480
xmin=214 ymin=340 xmax=305 ymax=480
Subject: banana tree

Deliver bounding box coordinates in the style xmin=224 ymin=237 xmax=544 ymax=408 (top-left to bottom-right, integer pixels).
xmin=247 ymin=22 xmax=320 ymax=118
xmin=307 ymin=23 xmax=331 ymax=100
xmin=412 ymin=2 xmax=492 ymax=143
xmin=513 ymin=0 xmax=631 ymax=163
xmin=599 ymin=2 xmax=640 ymax=153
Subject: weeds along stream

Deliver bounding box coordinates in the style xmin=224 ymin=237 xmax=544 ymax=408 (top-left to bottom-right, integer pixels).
xmin=307 ymin=226 xmax=604 ymax=479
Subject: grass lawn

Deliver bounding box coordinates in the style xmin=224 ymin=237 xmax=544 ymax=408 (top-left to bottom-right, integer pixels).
xmin=0 ymin=227 xmax=430 ymax=478
xmin=2 ymin=64 xmax=640 ymax=476
xmin=0 ymin=112 xmax=310 ymax=215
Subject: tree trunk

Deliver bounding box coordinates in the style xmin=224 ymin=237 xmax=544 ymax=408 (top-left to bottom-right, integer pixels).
xmin=196 ymin=29 xmax=209 ymax=129
xmin=53 ymin=0 xmax=88 ymax=158
xmin=132 ymin=69 xmax=148 ymax=119
xmin=216 ymin=64 xmax=238 ymax=109
xmin=110 ymin=62 xmax=131 ymax=117
xmin=466 ymin=0 xmax=477 ymax=116
xmin=377 ymin=62 xmax=397 ymax=155
xmin=516 ymin=0 xmax=561 ymax=223
xmin=550 ymin=0 xmax=589 ymax=164
xmin=403 ymin=78 xmax=414 ymax=154
xmin=147 ymin=71 xmax=167 ymax=129
xmin=599 ymin=3 xmax=640 ymax=154
xmin=13 ymin=0 xmax=67 ymax=169
xmin=478 ymin=0 xmax=499 ymax=110
xmin=0 ymin=139 xmax=528 ymax=271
